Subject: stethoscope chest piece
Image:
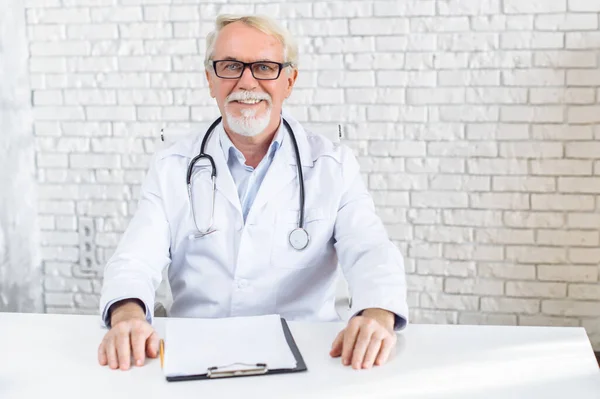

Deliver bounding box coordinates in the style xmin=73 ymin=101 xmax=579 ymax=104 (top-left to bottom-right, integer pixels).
xmin=289 ymin=227 xmax=310 ymax=251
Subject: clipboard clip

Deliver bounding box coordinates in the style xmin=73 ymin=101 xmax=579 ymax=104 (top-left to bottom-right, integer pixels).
xmin=206 ymin=363 xmax=268 ymax=378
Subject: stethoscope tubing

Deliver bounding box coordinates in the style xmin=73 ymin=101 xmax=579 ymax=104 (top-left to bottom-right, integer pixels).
xmin=186 ymin=116 xmax=308 ymax=249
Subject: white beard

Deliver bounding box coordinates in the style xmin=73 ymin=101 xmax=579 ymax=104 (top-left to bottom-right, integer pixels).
xmin=225 ymin=106 xmax=271 ymax=137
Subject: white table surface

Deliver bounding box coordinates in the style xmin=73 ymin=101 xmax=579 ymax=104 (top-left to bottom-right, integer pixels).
xmin=1 ymin=312 xmax=599 ymax=399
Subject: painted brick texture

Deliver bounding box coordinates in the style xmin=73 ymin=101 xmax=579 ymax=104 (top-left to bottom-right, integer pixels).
xmin=23 ymin=0 xmax=600 ymax=347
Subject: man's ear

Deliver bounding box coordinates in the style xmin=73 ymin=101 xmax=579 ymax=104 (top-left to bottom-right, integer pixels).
xmin=285 ymin=68 xmax=298 ymax=98
xmin=205 ymin=69 xmax=215 ymax=98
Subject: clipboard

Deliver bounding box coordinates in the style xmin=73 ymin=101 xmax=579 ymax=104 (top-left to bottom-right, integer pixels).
xmin=163 ymin=318 xmax=307 ymax=382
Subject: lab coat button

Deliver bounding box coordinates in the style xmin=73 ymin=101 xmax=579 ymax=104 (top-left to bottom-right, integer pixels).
xmin=237 ymin=279 xmax=248 ymax=289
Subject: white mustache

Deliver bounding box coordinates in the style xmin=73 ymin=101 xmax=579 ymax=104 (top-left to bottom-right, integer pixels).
xmin=226 ymin=91 xmax=272 ymax=104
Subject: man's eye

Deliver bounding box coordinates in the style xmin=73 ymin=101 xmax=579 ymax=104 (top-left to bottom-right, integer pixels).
xmin=257 ymin=64 xmax=274 ymax=71
xmin=225 ymin=63 xmax=241 ymax=70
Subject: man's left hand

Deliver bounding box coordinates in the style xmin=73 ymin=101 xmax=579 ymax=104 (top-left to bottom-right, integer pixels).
xmin=329 ymin=308 xmax=397 ymax=369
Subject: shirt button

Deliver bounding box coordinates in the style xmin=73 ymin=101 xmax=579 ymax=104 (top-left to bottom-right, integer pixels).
xmin=237 ymin=279 xmax=248 ymax=289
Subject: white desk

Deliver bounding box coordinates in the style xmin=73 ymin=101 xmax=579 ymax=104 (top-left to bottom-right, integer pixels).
xmin=1 ymin=313 xmax=599 ymax=399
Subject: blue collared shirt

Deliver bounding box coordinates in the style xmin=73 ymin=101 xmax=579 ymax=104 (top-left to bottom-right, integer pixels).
xmin=219 ymin=120 xmax=285 ymax=222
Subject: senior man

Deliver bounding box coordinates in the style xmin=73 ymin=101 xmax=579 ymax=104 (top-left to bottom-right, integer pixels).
xmin=98 ymin=14 xmax=408 ymax=372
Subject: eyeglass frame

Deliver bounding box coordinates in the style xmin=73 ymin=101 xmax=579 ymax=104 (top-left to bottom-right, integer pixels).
xmin=210 ymin=59 xmax=294 ymax=80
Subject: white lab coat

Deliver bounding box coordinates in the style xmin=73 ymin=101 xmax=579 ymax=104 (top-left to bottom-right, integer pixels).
xmin=99 ymin=110 xmax=408 ymax=328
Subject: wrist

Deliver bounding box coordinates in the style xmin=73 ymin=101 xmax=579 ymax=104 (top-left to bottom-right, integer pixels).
xmin=110 ymin=299 xmax=146 ymax=326
xmin=360 ymin=308 xmax=395 ymax=331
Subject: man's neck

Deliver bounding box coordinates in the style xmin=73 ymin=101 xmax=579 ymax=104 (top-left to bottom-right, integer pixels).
xmin=224 ymin=118 xmax=281 ymax=168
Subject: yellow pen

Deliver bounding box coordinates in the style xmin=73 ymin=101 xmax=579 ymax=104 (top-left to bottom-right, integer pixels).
xmin=159 ymin=339 xmax=165 ymax=369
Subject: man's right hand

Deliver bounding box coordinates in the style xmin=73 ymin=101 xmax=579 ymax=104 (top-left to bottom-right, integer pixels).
xmin=97 ymin=299 xmax=160 ymax=370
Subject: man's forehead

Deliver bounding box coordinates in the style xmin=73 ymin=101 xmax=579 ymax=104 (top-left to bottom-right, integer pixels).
xmin=212 ymin=22 xmax=284 ymax=61
xmin=213 ymin=54 xmax=283 ymax=63
xmin=212 ymin=47 xmax=284 ymax=62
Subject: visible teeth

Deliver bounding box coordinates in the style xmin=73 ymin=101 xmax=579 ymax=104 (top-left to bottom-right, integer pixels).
xmin=238 ymin=99 xmax=261 ymax=104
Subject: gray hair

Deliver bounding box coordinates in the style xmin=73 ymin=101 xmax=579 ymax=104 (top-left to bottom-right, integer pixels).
xmin=204 ymin=14 xmax=299 ymax=73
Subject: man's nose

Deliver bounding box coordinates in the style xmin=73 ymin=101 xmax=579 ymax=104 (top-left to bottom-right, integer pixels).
xmin=236 ymin=65 xmax=258 ymax=90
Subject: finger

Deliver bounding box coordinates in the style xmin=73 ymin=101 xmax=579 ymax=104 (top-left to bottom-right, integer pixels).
xmin=98 ymin=341 xmax=108 ymax=366
xmin=375 ymin=335 xmax=397 ymax=366
xmin=146 ymin=331 xmax=160 ymax=358
xmin=329 ymin=330 xmax=344 ymax=358
xmin=341 ymin=321 xmax=360 ymax=366
xmin=131 ymin=324 xmax=148 ymax=367
xmin=362 ymin=334 xmax=384 ymax=369
xmin=115 ymin=329 xmax=132 ymax=370
xmin=351 ymin=325 xmax=374 ymax=370
xmin=106 ymin=337 xmax=119 ymax=370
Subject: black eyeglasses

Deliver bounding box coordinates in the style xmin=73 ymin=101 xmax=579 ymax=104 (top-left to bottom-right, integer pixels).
xmin=211 ymin=60 xmax=293 ymax=80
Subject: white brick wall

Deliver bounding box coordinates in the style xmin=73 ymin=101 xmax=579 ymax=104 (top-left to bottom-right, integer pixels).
xmin=0 ymin=0 xmax=43 ymax=313
xmin=24 ymin=1 xmax=600 ymax=347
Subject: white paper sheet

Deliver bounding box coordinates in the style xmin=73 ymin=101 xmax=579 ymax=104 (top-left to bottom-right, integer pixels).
xmin=163 ymin=314 xmax=297 ymax=378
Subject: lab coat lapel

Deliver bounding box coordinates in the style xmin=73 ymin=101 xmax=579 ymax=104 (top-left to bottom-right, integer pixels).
xmin=284 ymin=115 xmax=314 ymax=169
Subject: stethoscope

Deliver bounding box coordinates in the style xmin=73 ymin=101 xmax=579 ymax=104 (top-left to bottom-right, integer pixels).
xmin=186 ymin=116 xmax=310 ymax=250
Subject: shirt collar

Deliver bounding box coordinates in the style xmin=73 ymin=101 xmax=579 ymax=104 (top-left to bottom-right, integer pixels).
xmin=219 ymin=118 xmax=285 ymax=165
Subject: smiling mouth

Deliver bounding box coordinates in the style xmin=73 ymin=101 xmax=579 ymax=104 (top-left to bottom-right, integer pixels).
xmin=232 ymin=99 xmax=264 ymax=105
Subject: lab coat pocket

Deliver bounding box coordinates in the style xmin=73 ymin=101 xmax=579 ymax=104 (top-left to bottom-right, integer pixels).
xmin=271 ymin=207 xmax=331 ymax=269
